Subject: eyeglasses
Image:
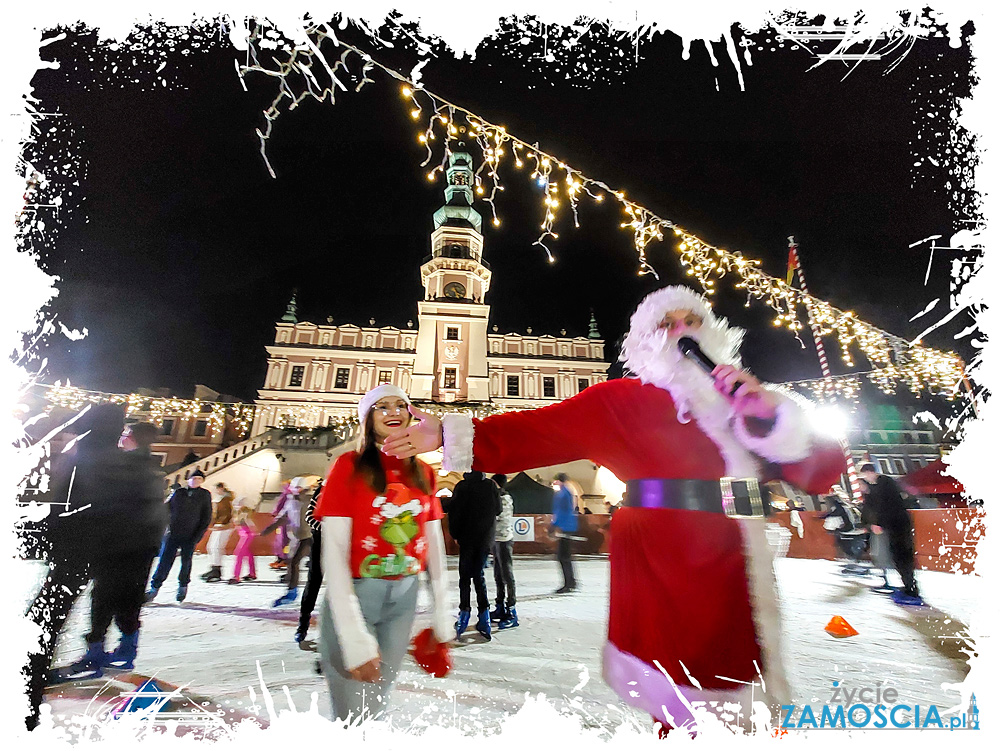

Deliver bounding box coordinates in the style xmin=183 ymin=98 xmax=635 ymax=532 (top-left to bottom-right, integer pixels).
xmin=374 ymin=402 xmax=408 ymax=416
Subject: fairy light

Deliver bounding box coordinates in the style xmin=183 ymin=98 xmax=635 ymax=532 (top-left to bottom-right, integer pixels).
xmin=41 ymin=384 xmax=261 ymax=438
xmin=240 ymin=25 xmax=968 ymax=401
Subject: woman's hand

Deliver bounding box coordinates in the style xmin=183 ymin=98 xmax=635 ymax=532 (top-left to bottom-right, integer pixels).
xmin=382 ymin=406 xmax=443 ymax=458
xmin=349 ymin=656 xmax=381 ymax=683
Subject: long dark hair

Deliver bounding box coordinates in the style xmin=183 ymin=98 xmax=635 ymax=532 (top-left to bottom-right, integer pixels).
xmin=354 ymin=410 xmax=431 ymax=495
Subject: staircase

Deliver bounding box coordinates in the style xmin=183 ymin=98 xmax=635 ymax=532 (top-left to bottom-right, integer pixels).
xmin=163 ymin=426 xmax=359 ymax=502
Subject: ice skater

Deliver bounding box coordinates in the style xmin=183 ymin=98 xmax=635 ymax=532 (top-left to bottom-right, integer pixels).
xmin=201 ymin=482 xmax=234 ymax=583
xmin=228 ymin=500 xmax=259 ymax=584
xmin=859 ymin=463 xmax=923 ymax=605
xmin=447 ymin=470 xmax=501 ymax=639
xmin=261 ymin=479 xmax=312 ymax=607
xmin=490 ymin=474 xmax=518 ymax=629
xmin=295 ymin=482 xmax=324 ymax=642
xmin=313 ymin=385 xmax=452 ymax=723
xmin=550 ymin=473 xmax=578 ymax=594
xmin=147 ymin=469 xmax=213 ymax=602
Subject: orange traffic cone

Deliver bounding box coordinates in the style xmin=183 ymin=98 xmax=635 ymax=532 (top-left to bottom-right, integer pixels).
xmin=825 ymin=615 xmax=859 ymax=638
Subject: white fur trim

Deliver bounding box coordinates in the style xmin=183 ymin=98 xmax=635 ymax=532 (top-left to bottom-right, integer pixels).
xmin=357 ymin=384 xmax=411 ymax=422
xmin=736 ymin=518 xmax=791 ymax=707
xmin=424 ymin=519 xmax=453 ymax=643
xmin=602 ymin=642 xmax=767 ymax=734
xmin=733 ymin=393 xmax=812 ymax=464
xmin=321 ymin=516 xmax=379 ymax=671
xmin=441 ymin=413 xmax=474 ymax=474
xmin=601 ymin=520 xmax=789 ymax=734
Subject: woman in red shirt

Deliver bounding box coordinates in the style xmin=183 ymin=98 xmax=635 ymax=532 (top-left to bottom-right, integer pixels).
xmin=313 ymin=385 xmax=452 ymax=722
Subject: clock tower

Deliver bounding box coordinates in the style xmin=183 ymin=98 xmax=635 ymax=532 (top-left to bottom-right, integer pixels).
xmin=410 ymin=147 xmax=492 ymax=402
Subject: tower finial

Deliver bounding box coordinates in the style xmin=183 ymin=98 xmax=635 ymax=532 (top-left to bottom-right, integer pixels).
xmin=281 ymin=289 xmax=298 ymax=323
xmin=588 ymin=309 xmax=600 ymax=339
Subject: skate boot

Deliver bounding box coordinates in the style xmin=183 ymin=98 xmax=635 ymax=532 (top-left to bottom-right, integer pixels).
xmin=204 ymin=566 xmax=222 ymax=583
xmin=455 ymin=609 xmax=471 ymax=638
xmin=49 ymin=641 xmax=106 ymax=683
xmin=227 ymin=577 xmax=241 ymax=585
xmin=144 ymin=587 xmax=159 ymax=602
xmin=243 ymin=575 xmax=257 ymax=582
xmin=273 ymin=588 xmax=298 ymax=607
xmin=498 ymin=607 xmax=519 ymax=630
xmin=489 ymin=605 xmax=506 ymax=622
xmin=176 ymin=585 xmax=188 ymax=602
xmin=269 ymin=559 xmax=287 ymax=570
xmin=891 ymin=590 xmax=925 ymax=607
xmin=475 ymin=610 xmax=492 ymax=641
xmin=106 ymin=631 xmax=139 ymax=670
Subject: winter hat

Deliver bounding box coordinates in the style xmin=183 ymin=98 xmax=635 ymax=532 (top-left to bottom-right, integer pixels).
xmin=357 ymin=384 xmax=411 ymax=422
xmin=190 ymin=469 xmax=206 ymax=479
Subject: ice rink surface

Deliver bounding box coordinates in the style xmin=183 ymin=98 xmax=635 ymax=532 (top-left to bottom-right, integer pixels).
xmin=20 ymin=553 xmax=979 ymax=734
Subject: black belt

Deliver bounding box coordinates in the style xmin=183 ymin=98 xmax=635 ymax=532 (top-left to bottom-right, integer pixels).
xmin=624 ymin=478 xmax=772 ymax=518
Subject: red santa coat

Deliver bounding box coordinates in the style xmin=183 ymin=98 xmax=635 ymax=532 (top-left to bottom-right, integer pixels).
xmin=441 ymin=377 xmax=845 ymax=729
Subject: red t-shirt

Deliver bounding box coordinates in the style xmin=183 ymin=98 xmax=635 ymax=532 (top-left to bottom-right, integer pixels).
xmin=314 ymin=451 xmax=442 ymax=579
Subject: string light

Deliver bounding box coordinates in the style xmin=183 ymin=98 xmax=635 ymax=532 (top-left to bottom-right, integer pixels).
xmin=41 ymin=384 xmax=260 ymax=438
xmin=239 ymin=24 xmax=967 ymax=401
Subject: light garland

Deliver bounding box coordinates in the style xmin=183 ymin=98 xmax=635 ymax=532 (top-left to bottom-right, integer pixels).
xmin=239 ymin=24 xmax=964 ymax=406
xmin=41 ymin=383 xmax=258 ymax=438
xmin=238 ymin=23 xmax=968 ymax=402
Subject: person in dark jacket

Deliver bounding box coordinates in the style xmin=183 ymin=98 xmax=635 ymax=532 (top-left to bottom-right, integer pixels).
xmin=448 ymin=471 xmax=501 ymax=640
xmin=295 ymin=481 xmax=324 ymax=642
xmin=859 ymin=463 xmax=923 ymax=605
xmin=80 ymin=421 xmax=169 ymax=671
xmin=146 ymin=468 xmax=213 ymax=602
xmin=23 ymin=404 xmax=117 ymax=729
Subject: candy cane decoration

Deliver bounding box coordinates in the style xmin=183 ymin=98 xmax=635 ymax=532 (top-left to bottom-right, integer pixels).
xmin=789 ymin=236 xmax=863 ymax=502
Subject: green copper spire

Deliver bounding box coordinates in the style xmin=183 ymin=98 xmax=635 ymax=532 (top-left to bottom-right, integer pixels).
xmin=281 ymin=289 xmax=298 ymax=323
xmin=432 ymin=146 xmax=482 ymax=233
xmin=588 ymin=310 xmax=600 ymax=339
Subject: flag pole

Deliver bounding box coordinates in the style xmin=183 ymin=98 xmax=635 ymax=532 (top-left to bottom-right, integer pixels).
xmin=788 ymin=236 xmax=864 ymax=502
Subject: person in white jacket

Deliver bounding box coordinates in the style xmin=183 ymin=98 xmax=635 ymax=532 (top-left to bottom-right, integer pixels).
xmin=312 ymin=385 xmax=452 ymax=722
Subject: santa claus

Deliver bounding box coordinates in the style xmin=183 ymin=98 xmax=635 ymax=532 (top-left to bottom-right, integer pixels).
xmin=384 ymin=285 xmax=845 ymax=734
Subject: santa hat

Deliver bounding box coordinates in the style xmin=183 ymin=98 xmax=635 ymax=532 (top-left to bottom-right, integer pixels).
xmin=631 ymin=285 xmax=717 ymax=327
xmin=357 ymin=384 xmax=412 ymax=422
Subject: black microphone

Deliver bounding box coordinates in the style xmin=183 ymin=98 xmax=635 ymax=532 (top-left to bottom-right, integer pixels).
xmin=677 ymin=336 xmax=742 ymax=397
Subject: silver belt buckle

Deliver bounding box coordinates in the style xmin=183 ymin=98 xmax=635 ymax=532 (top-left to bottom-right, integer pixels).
xmin=720 ymin=477 xmax=765 ymax=518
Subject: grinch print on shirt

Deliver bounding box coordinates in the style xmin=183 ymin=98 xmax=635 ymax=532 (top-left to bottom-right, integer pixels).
xmin=359 ymin=483 xmax=423 ymax=578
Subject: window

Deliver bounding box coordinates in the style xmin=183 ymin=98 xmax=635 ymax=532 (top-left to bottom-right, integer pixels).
xmin=334 ymin=368 xmax=350 ymax=389
xmin=543 ymin=377 xmax=556 ymax=398
xmin=194 ymin=420 xmax=208 ymax=437
xmin=446 ymin=326 xmax=460 ymax=341
xmin=578 ymin=378 xmax=589 ymax=393
xmin=892 ymin=459 xmax=907 ymax=474
xmin=378 ymin=370 xmax=392 ymax=385
xmin=161 ymin=419 xmax=175 ymax=436
xmin=289 ymin=365 xmax=305 ymax=387
xmin=444 ymin=367 xmax=457 ymax=389
xmin=451 ymin=173 xmax=469 ymax=186
xmin=506 ymin=375 xmax=520 ymax=397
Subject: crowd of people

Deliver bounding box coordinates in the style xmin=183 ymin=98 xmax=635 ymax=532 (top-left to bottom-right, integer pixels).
xmin=22 ymin=283 xmax=932 ymax=735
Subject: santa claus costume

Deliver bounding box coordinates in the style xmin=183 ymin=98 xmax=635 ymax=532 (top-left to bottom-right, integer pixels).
xmin=437 ymin=286 xmax=845 ymax=733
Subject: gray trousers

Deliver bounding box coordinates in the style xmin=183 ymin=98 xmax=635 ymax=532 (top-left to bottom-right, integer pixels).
xmin=319 ymin=575 xmax=419 ymax=723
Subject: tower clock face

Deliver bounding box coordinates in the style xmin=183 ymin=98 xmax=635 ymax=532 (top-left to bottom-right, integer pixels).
xmin=443 ymin=282 xmax=467 ymax=299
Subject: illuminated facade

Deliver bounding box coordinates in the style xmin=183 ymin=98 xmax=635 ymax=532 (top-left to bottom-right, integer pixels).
xmin=252 ymin=147 xmax=607 ymax=433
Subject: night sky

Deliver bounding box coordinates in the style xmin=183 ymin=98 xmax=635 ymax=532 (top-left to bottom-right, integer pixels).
xmin=24 ymin=14 xmax=978 ymax=408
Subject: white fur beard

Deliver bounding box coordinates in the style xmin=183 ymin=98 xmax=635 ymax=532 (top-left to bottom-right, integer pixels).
xmin=624 ymin=327 xmax=760 ymax=478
